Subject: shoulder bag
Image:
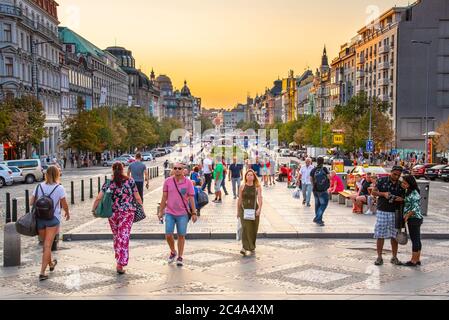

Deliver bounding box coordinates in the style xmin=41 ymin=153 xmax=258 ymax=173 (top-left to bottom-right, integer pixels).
xmin=95 ymin=180 xmax=113 ymax=218
xmin=15 ymin=187 xmax=39 ymax=237
xmin=243 ymin=187 xmax=258 ymax=221
xmin=397 ymin=224 xmax=408 ymax=246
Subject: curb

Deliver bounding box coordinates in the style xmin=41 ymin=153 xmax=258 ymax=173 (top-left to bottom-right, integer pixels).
xmin=62 ymin=233 xmax=449 ymax=241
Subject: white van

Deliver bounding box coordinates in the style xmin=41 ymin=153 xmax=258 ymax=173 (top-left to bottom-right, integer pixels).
xmin=4 ymin=159 xmax=44 ymax=184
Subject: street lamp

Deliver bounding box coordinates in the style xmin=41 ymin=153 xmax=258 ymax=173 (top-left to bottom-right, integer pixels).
xmin=412 ymin=40 xmax=432 ymax=163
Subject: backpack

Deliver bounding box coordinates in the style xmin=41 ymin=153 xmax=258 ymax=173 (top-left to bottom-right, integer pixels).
xmin=196 ymin=188 xmax=209 ymax=209
xmin=314 ymin=167 xmax=330 ymax=192
xmin=35 ymin=184 xmax=60 ymax=220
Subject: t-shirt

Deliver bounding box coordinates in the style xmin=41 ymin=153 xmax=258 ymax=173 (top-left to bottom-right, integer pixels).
xmin=330 ymin=175 xmax=345 ymax=193
xmin=34 ymin=183 xmax=67 ymax=222
xmin=203 ymin=158 xmax=213 ymax=174
xmin=300 ymin=165 xmax=314 ymax=185
xmin=129 ymin=161 xmax=146 ymax=182
xmin=213 ymin=162 xmax=224 ymax=180
xmin=190 ymin=172 xmax=201 ymax=184
xmin=359 ymin=179 xmax=371 ymax=196
xmin=376 ymin=177 xmax=406 ymax=213
xmin=229 ymin=164 xmax=243 ymax=178
xmin=163 ymin=177 xmax=195 ymax=216
xmin=252 ymin=163 xmax=261 ymax=176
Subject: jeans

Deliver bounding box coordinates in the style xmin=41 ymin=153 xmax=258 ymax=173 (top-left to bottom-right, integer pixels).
xmin=302 ymin=184 xmax=313 ymax=205
xmin=135 ymin=181 xmax=144 ymax=203
xmin=202 ymin=173 xmax=212 ymax=193
xmin=231 ymin=177 xmax=241 ymax=197
xmin=221 ymin=178 xmax=228 ymax=194
xmin=408 ymin=218 xmax=423 ymax=252
xmin=313 ymin=191 xmax=329 ymax=223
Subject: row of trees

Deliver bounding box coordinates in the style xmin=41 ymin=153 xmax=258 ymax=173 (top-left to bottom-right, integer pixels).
xmin=0 ymin=96 xmax=46 ymax=158
xmin=62 ymin=98 xmax=183 ymax=155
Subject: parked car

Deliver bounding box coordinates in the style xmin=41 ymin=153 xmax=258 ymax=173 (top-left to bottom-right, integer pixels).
xmin=8 ymin=166 xmax=25 ymax=184
xmin=347 ymin=166 xmax=389 ymax=189
xmin=439 ymin=166 xmax=449 ymax=182
xmin=156 ymin=148 xmax=168 ymax=155
xmin=0 ymin=164 xmax=14 ymax=188
xmin=425 ymin=164 xmax=447 ymax=181
xmin=280 ymin=149 xmax=291 ymax=157
xmin=3 ymin=159 xmax=44 ymax=184
xmin=411 ymin=163 xmax=436 ymax=180
xmin=103 ymin=157 xmax=129 ymax=167
xmin=141 ymin=153 xmax=154 ymax=161
xmin=120 ymin=155 xmax=136 ymax=164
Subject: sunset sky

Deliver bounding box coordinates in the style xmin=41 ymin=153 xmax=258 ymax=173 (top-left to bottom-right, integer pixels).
xmin=58 ymin=0 xmax=410 ymax=109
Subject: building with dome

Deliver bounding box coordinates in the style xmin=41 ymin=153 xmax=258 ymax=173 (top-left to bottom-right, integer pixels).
xmin=105 ymin=46 xmax=161 ymax=117
xmin=155 ymin=76 xmax=201 ymax=133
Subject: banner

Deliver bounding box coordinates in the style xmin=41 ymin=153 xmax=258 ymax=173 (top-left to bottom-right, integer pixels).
xmin=100 ymin=87 xmax=107 ymax=105
xmin=427 ymin=139 xmax=433 ymax=164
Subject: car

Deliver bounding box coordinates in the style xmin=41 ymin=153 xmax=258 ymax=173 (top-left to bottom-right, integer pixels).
xmin=347 ymin=166 xmax=389 ymax=189
xmin=43 ymin=161 xmax=63 ymax=176
xmin=3 ymin=159 xmax=44 ymax=184
xmin=8 ymin=166 xmax=25 ymax=184
xmin=411 ymin=163 xmax=436 ymax=180
xmin=0 ymin=164 xmax=14 ymax=188
xmin=120 ymin=154 xmax=136 ymax=163
xmin=103 ymin=157 xmax=129 ymax=167
xmin=317 ymin=155 xmax=331 ymax=164
xmin=141 ymin=153 xmax=154 ymax=161
xmin=424 ymin=164 xmax=447 ymax=181
xmin=156 ymin=148 xmax=168 ymax=155
xmin=280 ymin=149 xmax=291 ymax=157
xmin=439 ymin=166 xmax=449 ymax=182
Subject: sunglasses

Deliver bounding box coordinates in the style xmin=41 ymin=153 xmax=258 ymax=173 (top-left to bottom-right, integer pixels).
xmin=174 ymin=167 xmax=184 ymax=170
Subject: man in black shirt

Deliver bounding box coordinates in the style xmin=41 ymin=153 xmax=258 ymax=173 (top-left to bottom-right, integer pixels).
xmin=310 ymin=157 xmax=331 ymax=227
xmin=372 ymin=166 xmax=406 ymax=266
xmin=354 ymin=173 xmax=373 ymax=212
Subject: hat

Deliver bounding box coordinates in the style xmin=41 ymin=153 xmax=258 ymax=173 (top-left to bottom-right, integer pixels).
xmin=391 ymin=166 xmax=404 ymax=173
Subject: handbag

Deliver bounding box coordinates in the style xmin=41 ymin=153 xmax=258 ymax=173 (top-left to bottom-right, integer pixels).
xmin=95 ymin=180 xmax=113 ymax=218
xmin=197 ymin=188 xmax=209 ymax=209
xmin=397 ymin=224 xmax=408 ymax=246
xmin=292 ymin=187 xmax=301 ymax=200
xmin=243 ymin=187 xmax=258 ymax=221
xmin=173 ymin=178 xmax=193 ymax=221
xmin=133 ymin=201 xmax=146 ymax=223
xmin=15 ymin=187 xmax=38 ymax=237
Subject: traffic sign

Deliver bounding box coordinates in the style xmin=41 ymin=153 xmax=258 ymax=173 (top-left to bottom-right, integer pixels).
xmin=366 ymin=140 xmax=374 ymax=152
xmin=333 ymin=134 xmax=344 ymax=145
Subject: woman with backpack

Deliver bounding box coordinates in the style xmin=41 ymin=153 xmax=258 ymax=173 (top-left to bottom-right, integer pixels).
xmin=92 ymin=162 xmax=143 ymax=275
xmin=30 ymin=166 xmax=70 ymax=281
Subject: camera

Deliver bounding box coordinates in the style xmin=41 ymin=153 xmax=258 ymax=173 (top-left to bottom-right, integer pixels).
xmin=388 ymin=194 xmax=396 ymax=204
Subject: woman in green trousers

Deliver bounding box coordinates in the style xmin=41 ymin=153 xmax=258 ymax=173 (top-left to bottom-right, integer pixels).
xmin=237 ymin=169 xmax=263 ymax=256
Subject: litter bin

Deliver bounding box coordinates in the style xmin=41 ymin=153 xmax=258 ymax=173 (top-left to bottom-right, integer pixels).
xmin=337 ymin=173 xmax=348 ymax=190
xmin=417 ymin=180 xmax=430 ymax=216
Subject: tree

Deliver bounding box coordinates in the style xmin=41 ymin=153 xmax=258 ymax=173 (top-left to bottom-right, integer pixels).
xmin=436 ymin=117 xmax=449 ymax=153
xmin=294 ymin=115 xmax=332 ymax=147
xmin=199 ymin=115 xmax=214 ymax=133
xmin=159 ymin=118 xmax=184 ymax=145
xmin=0 ymin=96 xmax=46 ymax=158
xmin=236 ymin=121 xmax=260 ymax=131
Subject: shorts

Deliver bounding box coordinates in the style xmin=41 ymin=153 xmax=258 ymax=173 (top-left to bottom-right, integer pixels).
xmin=37 ymin=216 xmax=60 ymax=230
xmin=215 ymin=178 xmax=223 ymax=193
xmin=165 ymin=213 xmax=189 ymax=236
xmin=374 ymin=211 xmax=398 ymax=239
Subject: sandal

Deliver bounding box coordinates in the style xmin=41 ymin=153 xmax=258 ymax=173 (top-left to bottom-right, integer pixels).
xmin=116 ymin=266 xmax=126 ymax=275
xmin=404 ymin=261 xmax=419 ymax=267
xmin=240 ymin=249 xmax=247 ymax=257
xmin=374 ymin=257 xmax=384 ymax=266
xmin=39 ymin=274 xmax=49 ymax=282
xmin=49 ymin=260 xmax=58 ymax=272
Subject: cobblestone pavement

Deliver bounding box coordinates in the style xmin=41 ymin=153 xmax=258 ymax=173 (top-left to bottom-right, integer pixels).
xmin=1 ymin=239 xmax=449 ymax=299
xmin=63 ymin=179 xmax=449 ymax=238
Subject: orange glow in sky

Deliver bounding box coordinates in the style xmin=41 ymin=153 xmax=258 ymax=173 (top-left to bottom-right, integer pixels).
xmin=59 ymin=0 xmax=410 ymax=109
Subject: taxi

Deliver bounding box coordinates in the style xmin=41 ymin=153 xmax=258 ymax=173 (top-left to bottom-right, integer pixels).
xmin=347 ymin=165 xmax=389 ymax=189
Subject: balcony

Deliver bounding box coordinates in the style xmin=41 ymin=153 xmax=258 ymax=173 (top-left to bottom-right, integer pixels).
xmin=355 ymin=85 xmax=364 ymax=92
xmin=378 ymin=62 xmax=390 ymax=70
xmin=358 ymin=56 xmax=365 ymax=64
xmin=379 ymin=78 xmax=390 ymax=86
xmin=356 ymin=70 xmax=365 ymax=78
xmin=0 ymin=4 xmax=22 ymax=17
xmin=379 ymin=94 xmax=389 ymax=102
xmin=379 ymin=45 xmax=390 ymax=55
xmin=21 ymin=16 xmax=59 ymax=43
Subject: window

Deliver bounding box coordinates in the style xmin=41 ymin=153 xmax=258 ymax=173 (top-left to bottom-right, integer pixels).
xmin=5 ymin=57 xmax=14 ymax=76
xmin=4 ymin=23 xmax=12 ymax=42
xmin=20 ymin=33 xmax=24 ymax=48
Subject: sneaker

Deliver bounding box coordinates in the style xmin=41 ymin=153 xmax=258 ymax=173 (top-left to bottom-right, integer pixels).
xmin=216 ymin=200 xmax=222 ymax=204
xmin=168 ymin=251 xmax=177 ymax=264
xmin=391 ymin=257 xmax=402 ymax=266
xmin=307 ymin=204 xmax=311 ymax=207
xmin=313 ymin=218 xmax=317 ymax=223
xmin=364 ymin=210 xmax=373 ymax=215
xmin=176 ymin=257 xmax=184 ymax=267
xmin=374 ymin=257 xmax=384 ymax=266
xmin=317 ymin=222 xmax=325 ymax=227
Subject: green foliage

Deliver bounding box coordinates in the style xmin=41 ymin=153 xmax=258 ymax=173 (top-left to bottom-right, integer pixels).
xmin=199 ymin=115 xmax=214 ymax=133
xmin=236 ymin=120 xmax=260 ymax=131
xmin=294 ymin=115 xmax=332 ymax=147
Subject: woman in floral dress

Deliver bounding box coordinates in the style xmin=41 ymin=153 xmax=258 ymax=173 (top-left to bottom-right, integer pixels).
xmin=92 ymin=162 xmax=142 ymax=274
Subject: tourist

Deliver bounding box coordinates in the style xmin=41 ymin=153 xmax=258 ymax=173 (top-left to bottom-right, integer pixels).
xmin=237 ymin=169 xmax=263 ymax=256
xmin=328 ymin=170 xmax=345 ymax=196
xmin=158 ymin=162 xmax=197 ymax=267
xmin=31 ymin=166 xmax=70 ymax=281
xmin=201 ymin=155 xmax=213 ymax=195
xmin=262 ymin=159 xmax=270 ymax=187
xmin=213 ymin=157 xmax=224 ymax=203
xmin=310 ymin=157 xmax=331 ymax=227
xmin=190 ymin=166 xmax=202 ymax=185
xmin=298 ymin=158 xmax=314 ymax=207
xmin=221 ymin=157 xmax=229 ymax=196
xmin=372 ymin=166 xmax=406 ymax=266
xmin=229 ymin=157 xmax=243 ymax=199
xmin=354 ymin=173 xmax=373 ymax=214
xmin=401 ymin=175 xmax=424 ymax=267
xmin=269 ymin=157 xmax=276 ymax=186
xmin=127 ymin=153 xmax=149 ymax=203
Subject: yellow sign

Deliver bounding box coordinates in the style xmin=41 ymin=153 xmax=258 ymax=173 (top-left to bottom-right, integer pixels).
xmin=333 ymin=134 xmax=344 ymax=145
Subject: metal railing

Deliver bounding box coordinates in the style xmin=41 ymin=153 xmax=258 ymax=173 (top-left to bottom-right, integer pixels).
xmin=0 ymin=4 xmax=22 ymax=17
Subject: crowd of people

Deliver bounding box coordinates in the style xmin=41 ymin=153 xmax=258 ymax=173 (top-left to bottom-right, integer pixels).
xmin=27 ymin=152 xmax=426 ymax=281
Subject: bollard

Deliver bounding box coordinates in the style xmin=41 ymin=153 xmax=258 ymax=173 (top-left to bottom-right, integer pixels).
xmin=157 ymin=167 xmax=159 ymax=176
xmin=25 ymin=190 xmax=30 ymax=213
xmin=105 ymin=176 xmax=107 ymax=184
xmin=98 ymin=177 xmax=101 ymax=194
xmin=90 ymin=178 xmax=93 ymax=199
xmin=71 ymin=181 xmax=75 ymax=205
xmin=81 ymin=180 xmax=85 ymax=202
xmin=5 ymin=193 xmax=11 ymax=224
xmin=148 ymin=168 xmax=151 ymax=180
xmin=3 ymin=222 xmax=21 ymax=267
xmin=12 ymin=199 xmax=17 ymax=222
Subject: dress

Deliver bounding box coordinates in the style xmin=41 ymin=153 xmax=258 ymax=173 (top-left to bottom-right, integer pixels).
xmin=238 ymin=185 xmax=260 ymax=251
xmin=102 ymin=178 xmax=138 ymax=267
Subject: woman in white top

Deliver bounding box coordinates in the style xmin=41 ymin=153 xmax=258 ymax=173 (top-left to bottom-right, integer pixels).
xmin=30 ymin=166 xmax=70 ymax=281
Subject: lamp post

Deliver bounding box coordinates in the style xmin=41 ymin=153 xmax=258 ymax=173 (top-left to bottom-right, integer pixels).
xmin=412 ymin=40 xmax=432 ymax=163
